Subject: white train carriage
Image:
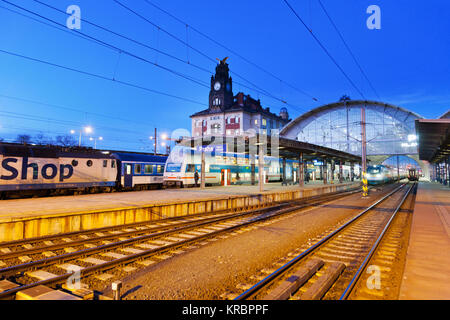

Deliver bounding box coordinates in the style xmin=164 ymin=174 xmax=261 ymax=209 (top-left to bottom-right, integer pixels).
xmin=0 ymin=143 xmax=116 ymax=196
xmin=163 ymin=145 xmax=290 ymax=187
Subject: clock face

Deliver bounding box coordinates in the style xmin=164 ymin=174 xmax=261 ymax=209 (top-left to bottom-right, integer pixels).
xmin=214 ymin=81 xmax=221 ymax=91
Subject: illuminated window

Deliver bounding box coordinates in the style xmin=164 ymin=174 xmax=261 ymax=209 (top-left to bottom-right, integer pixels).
xmin=134 ymin=164 xmax=141 ymax=174
xmin=262 ymin=118 xmax=267 ymax=126
xmin=144 ymin=165 xmax=153 ymax=174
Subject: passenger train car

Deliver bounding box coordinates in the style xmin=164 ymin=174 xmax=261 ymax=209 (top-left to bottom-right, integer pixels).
xmin=0 ymin=143 xmax=167 ymax=198
xmin=366 ymin=164 xmax=407 ymax=185
xmin=112 ymin=152 xmax=166 ymax=190
xmin=163 ymin=145 xmax=295 ymax=187
xmin=407 ymin=168 xmax=419 ymax=181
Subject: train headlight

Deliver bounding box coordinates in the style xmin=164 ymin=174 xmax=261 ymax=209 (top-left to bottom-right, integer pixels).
xmin=376 ymin=174 xmax=381 ymax=178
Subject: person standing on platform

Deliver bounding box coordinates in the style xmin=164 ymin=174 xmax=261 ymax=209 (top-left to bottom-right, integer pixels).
xmin=194 ymin=170 xmax=199 ymax=187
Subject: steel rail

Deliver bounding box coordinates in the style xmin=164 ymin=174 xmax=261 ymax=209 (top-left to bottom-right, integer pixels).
xmin=339 ymin=182 xmax=416 ymax=300
xmin=233 ymin=183 xmax=407 ymax=300
xmin=0 ymin=185 xmax=363 ymax=249
xmin=0 ymin=185 xmax=370 ymax=299
xmin=0 ymin=188 xmax=366 ymax=260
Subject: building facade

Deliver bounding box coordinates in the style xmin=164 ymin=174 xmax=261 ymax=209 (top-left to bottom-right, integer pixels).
xmin=190 ymin=60 xmax=290 ymax=137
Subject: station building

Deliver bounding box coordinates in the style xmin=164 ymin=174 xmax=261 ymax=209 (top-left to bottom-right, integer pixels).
xmin=190 ymin=60 xmax=290 ymax=138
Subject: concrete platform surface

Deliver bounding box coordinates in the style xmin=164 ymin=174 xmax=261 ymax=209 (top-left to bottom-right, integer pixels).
xmin=0 ymin=181 xmax=355 ymax=221
xmin=399 ymin=182 xmax=450 ymax=300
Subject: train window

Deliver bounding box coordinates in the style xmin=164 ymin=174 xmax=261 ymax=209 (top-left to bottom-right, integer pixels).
xmin=186 ymin=164 xmax=196 ymax=173
xmin=86 ymin=160 xmax=93 ymax=167
xmin=103 ymin=160 xmax=108 ymax=168
xmin=157 ymin=165 xmax=163 ymax=173
xmin=144 ymin=164 xmax=153 ymax=174
xmin=72 ymin=160 xmax=78 ymax=167
xmin=111 ymin=160 xmax=116 ymax=168
xmin=134 ymin=164 xmax=142 ymax=174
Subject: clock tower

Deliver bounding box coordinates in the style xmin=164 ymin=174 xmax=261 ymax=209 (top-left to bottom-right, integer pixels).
xmin=209 ymin=58 xmax=233 ymax=111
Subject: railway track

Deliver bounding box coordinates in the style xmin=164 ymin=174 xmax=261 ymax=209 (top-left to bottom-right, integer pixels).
xmin=231 ymin=182 xmax=416 ymax=300
xmin=0 ymin=184 xmax=379 ymax=300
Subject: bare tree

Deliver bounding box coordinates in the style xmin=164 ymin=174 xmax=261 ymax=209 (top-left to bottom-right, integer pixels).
xmin=16 ymin=134 xmax=32 ymax=144
xmin=55 ymin=135 xmax=77 ymax=147
xmin=34 ymin=133 xmax=54 ymax=145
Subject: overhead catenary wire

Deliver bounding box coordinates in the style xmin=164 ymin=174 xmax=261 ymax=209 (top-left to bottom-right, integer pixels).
xmin=0 ymin=48 xmax=208 ymax=107
xmin=1 ymin=0 xmax=211 ymax=90
xmin=282 ymin=0 xmax=366 ymax=100
xmin=2 ymin=0 xmax=363 ymax=146
xmin=0 ymin=93 xmax=159 ymax=128
xmin=142 ymin=0 xmax=319 ymax=102
xmin=317 ymin=0 xmax=381 ymax=100
xmin=20 ymin=0 xmax=308 ymax=113
xmin=111 ymin=0 xmax=305 ymax=107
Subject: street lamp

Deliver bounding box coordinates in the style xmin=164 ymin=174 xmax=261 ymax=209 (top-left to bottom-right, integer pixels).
xmin=89 ymin=136 xmax=103 ymax=149
xmin=71 ymin=126 xmax=94 ymax=147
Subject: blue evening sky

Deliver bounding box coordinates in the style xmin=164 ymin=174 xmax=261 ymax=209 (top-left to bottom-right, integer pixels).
xmin=0 ymin=0 xmax=449 ymax=152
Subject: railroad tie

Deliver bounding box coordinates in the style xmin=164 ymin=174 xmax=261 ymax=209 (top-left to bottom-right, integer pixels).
xmin=300 ymin=262 xmax=346 ymax=300
xmin=0 ymin=248 xmax=11 ymax=254
xmin=263 ymin=259 xmax=324 ymax=300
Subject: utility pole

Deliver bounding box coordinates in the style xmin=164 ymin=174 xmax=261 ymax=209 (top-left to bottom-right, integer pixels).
xmin=201 ymin=131 xmax=205 ymax=189
xmin=154 ymin=128 xmax=157 ymax=155
xmin=361 ymin=105 xmax=368 ymax=197
xmin=298 ymin=152 xmax=304 ymax=188
xmin=258 ymin=143 xmax=264 ymax=192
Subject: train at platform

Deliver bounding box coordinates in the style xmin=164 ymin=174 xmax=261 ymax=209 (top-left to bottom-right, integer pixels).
xmin=366 ymin=164 xmax=407 ymax=185
xmin=0 ymin=143 xmax=167 ymax=198
xmin=407 ymin=168 xmax=419 ymax=181
xmin=163 ymin=145 xmax=293 ymax=187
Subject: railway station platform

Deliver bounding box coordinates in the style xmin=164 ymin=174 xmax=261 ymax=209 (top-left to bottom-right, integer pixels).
xmin=399 ymin=182 xmax=450 ymax=299
xmin=0 ymin=181 xmax=360 ymax=242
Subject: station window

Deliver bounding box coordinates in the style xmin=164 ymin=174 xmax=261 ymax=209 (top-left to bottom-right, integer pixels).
xmin=262 ymin=118 xmax=267 ymax=126
xmin=134 ymin=164 xmax=142 ymax=174
xmin=111 ymin=160 xmax=116 ymax=168
xmin=254 ymin=119 xmax=258 ymax=125
xmin=86 ymin=160 xmax=93 ymax=167
xmin=144 ymin=164 xmax=153 ymax=174
xmin=103 ymin=160 xmax=108 ymax=168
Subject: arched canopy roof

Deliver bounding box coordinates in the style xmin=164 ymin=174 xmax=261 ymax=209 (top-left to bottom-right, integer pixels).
xmin=280 ymin=100 xmax=423 ymax=157
xmin=281 ymin=100 xmax=423 ymax=138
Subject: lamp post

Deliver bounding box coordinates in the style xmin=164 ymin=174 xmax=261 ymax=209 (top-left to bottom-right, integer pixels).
xmin=160 ymin=133 xmax=177 ymax=155
xmin=71 ymin=126 xmax=93 ymax=147
xmin=89 ymin=136 xmax=103 ymax=149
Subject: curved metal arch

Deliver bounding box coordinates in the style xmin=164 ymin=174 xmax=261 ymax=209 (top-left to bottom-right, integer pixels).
xmin=281 ymin=100 xmax=423 ymax=139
